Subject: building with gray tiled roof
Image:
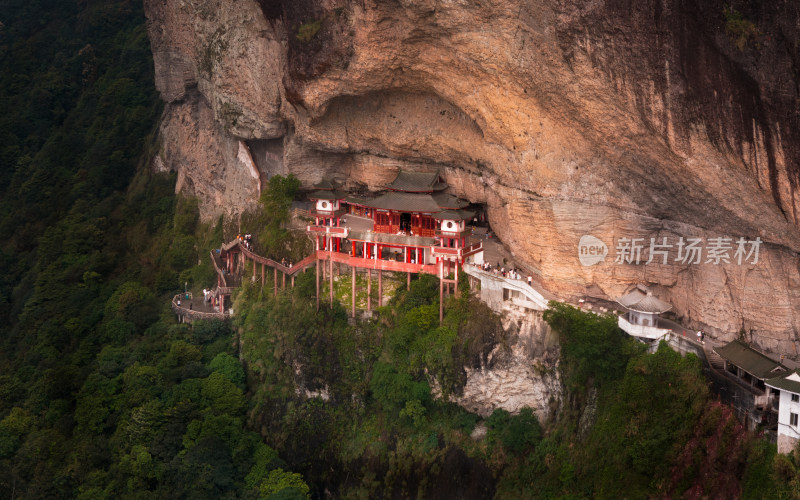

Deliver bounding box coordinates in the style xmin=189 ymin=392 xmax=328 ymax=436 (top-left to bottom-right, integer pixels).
xmin=766 ymin=369 xmax=800 ymax=453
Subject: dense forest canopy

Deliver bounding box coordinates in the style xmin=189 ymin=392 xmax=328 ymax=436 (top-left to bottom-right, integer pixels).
xmin=2 ymin=0 xmax=800 ymax=498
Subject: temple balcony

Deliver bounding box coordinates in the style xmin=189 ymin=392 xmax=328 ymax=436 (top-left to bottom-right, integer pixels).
xmin=372 ymin=224 xmax=436 ymax=238
xmin=435 ymin=228 xmax=471 ymax=239
xmin=618 ymin=313 xmax=672 ymax=340
xmin=306 ymin=224 xmax=349 ymax=238
xmin=309 ymin=207 xmax=347 ymax=219
xmin=429 ymin=241 xmax=483 ymax=260
xmin=347 ymin=229 xmax=435 ymax=248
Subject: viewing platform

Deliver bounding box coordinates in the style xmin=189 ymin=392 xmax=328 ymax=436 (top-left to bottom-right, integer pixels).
xmin=171 ymin=292 xmax=228 ymax=323
xmin=617 ymin=313 xmax=676 ymax=340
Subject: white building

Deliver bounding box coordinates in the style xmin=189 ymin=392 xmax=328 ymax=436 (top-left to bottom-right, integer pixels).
xmin=616 ymin=284 xmax=672 ymax=340
xmin=766 ymin=369 xmax=800 ymax=454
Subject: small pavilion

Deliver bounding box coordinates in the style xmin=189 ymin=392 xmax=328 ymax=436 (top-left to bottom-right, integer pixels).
xmin=616 ymin=284 xmax=672 ymax=339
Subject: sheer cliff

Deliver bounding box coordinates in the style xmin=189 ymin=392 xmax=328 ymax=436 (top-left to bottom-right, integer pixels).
xmin=144 ymin=0 xmax=800 ymax=353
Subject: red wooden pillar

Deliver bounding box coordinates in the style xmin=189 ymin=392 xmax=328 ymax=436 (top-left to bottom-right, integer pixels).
xmin=455 ymin=259 xmax=460 ymax=298
xmin=282 ymin=271 xmax=286 ymax=289
xmin=261 ymin=263 xmax=265 ymax=286
xmin=439 ymin=259 xmax=444 ymax=324
xmin=378 ymin=270 xmax=383 ymax=307
xmin=329 ymin=254 xmax=334 ymax=308
xmin=316 ymin=256 xmax=320 ymax=311
xmin=274 ymin=266 xmax=278 ymax=296
xmin=351 ymin=266 xmax=356 ymax=318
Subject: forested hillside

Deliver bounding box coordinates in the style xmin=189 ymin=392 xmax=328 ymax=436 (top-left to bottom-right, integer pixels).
xmin=0 ymin=1 xmax=307 ymax=498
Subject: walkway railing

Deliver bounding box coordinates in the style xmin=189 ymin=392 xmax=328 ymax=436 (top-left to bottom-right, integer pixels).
xmin=171 ymin=293 xmax=228 ymax=322
xmin=463 ymin=263 xmax=550 ymax=310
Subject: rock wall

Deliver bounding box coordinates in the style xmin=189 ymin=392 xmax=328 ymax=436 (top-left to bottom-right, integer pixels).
xmin=454 ymin=306 xmax=562 ymax=420
xmin=144 ymin=0 xmax=800 ymax=354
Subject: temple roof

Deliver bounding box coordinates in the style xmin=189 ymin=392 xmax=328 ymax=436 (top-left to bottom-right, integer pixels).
xmin=359 ymin=192 xmax=442 ymax=212
xmin=434 ymin=209 xmax=474 ymax=220
xmin=308 ymin=189 xmax=347 ymax=200
xmin=617 ymin=285 xmax=671 ymax=313
xmin=766 ymin=370 xmax=800 ymax=394
xmin=345 ymin=196 xmax=369 ymax=206
xmin=346 ymin=191 xmax=470 ymax=215
xmin=432 ymin=192 xmax=470 ymax=209
xmin=715 ymin=340 xmax=787 ymax=380
xmin=388 ymin=170 xmax=446 ymax=192
xmin=313 ymin=179 xmax=337 ymax=190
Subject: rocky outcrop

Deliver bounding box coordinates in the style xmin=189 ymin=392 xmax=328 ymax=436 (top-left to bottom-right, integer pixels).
xmin=454 ymin=306 xmax=562 ymax=420
xmin=156 ymin=92 xmax=261 ymax=220
xmin=144 ymin=0 xmax=800 ymax=354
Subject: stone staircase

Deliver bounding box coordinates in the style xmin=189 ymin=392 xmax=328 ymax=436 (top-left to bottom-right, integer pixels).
xmin=703 ymin=342 xmax=725 ymax=370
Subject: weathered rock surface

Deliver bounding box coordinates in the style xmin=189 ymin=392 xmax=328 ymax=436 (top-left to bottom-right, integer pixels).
xmin=454 ymin=306 xmax=562 ymax=420
xmin=157 ymin=92 xmax=261 ymax=220
xmin=144 ymin=0 xmax=800 ymax=354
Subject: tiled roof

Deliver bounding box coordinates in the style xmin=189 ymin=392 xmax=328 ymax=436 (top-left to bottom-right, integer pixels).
xmin=434 ymin=209 xmax=474 ymax=220
xmin=345 ymin=196 xmax=369 ymax=206
xmin=766 ymin=370 xmax=800 ymax=394
xmin=432 ymin=192 xmax=469 ymax=209
xmin=715 ymin=340 xmax=787 ymax=379
xmin=360 ymin=192 xmax=442 ymax=212
xmin=308 ymin=190 xmax=347 ymax=200
xmin=617 ymin=286 xmax=671 ymax=313
xmin=388 ymin=171 xmax=443 ymax=192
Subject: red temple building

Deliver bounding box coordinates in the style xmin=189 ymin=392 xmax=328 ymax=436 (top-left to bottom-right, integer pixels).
xmin=309 ymin=170 xmax=481 ymax=270
xmin=308 ymin=170 xmax=483 ymax=319
xmin=213 ymin=170 xmax=483 ymax=322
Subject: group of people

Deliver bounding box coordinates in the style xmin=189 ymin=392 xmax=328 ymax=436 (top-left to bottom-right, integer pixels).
xmin=202 ymin=288 xmax=215 ymax=303
xmin=237 ymin=233 xmax=253 ymax=250
xmin=480 ymin=262 xmax=531 ymax=285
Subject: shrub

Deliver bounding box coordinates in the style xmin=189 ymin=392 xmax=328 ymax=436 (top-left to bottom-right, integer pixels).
xmin=486 ymin=407 xmax=542 ymax=455
xmin=296 ymin=20 xmax=321 ymax=43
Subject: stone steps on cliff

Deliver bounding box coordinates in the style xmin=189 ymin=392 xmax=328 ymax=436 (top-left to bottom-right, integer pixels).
xmin=703 ymin=343 xmax=725 ymax=370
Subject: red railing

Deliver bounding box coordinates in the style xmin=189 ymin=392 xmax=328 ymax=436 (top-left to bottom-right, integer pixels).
xmin=306 ymin=225 xmax=348 ymax=236
xmin=429 ymin=241 xmax=483 ymax=259
xmin=316 ymin=250 xmax=438 ymax=275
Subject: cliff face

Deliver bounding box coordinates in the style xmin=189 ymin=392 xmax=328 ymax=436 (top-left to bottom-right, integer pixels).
xmin=144 ymin=0 xmax=800 ymax=352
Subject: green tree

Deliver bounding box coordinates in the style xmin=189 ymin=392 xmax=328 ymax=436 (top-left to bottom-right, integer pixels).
xmin=544 ymin=301 xmax=642 ymax=386
xmin=259 ymin=468 xmax=310 ymax=499
xmin=208 ymin=352 xmax=246 ymax=386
